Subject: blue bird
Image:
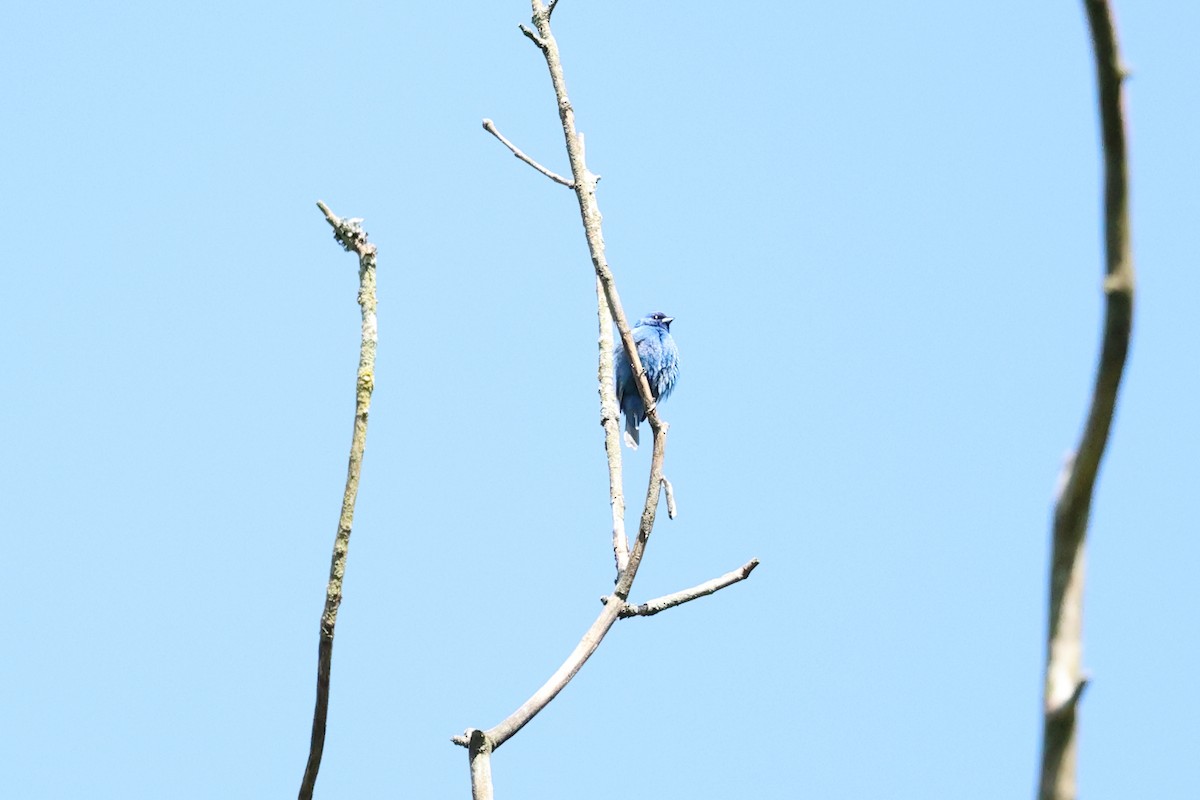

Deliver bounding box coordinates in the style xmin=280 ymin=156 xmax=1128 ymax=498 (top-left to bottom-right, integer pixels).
xmin=614 ymin=311 xmax=679 ymax=449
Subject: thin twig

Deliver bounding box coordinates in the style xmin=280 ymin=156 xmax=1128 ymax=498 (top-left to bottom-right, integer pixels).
xmin=298 ymin=202 xmax=379 ymax=800
xmin=482 ymin=118 xmax=574 ymax=188
xmin=1038 ymin=3 xmax=1134 ymax=799
xmin=608 ymin=559 xmax=760 ymax=618
xmin=519 ymin=23 xmax=546 ymax=50
xmin=598 ymin=279 xmax=630 ymax=573
xmin=661 ymin=476 xmax=677 ymax=520
xmin=547 ymin=0 xmax=562 ymax=19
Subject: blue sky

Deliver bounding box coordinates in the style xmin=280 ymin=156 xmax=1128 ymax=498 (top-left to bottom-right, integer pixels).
xmin=3 ymin=2 xmax=1197 ymax=798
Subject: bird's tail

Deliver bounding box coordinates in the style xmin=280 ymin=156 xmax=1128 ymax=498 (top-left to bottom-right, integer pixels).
xmin=623 ymin=413 xmax=640 ymax=450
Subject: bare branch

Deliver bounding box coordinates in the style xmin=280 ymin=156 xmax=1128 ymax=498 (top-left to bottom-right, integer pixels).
xmin=519 ymin=23 xmax=546 ymax=50
xmin=1047 ymin=678 xmax=1090 ymax=721
xmin=598 ymin=279 xmax=630 ymax=574
xmin=299 ymin=202 xmax=379 ymax=800
xmin=1038 ymin=3 xmax=1134 ymax=799
xmin=455 ymin=5 xmax=756 ymax=784
xmin=482 ymin=118 xmax=574 ymax=188
xmin=609 ymin=559 xmax=760 ymax=618
xmin=522 ymin=6 xmax=660 ymax=437
xmin=467 ymin=729 xmax=495 ymax=800
xmin=661 ymin=476 xmax=677 ymax=520
xmin=454 ymin=0 xmax=670 ymax=753
xmin=453 ymin=600 xmax=624 ymax=749
xmin=520 ymin=1 xmax=670 ymax=596
xmin=547 ymin=0 xmax=562 ymax=19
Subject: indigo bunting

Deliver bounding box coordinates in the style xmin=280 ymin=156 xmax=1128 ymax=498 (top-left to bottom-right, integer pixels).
xmin=614 ymin=312 xmax=679 ymax=449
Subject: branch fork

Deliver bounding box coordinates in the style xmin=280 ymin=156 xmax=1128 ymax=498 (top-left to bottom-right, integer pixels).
xmin=458 ymin=4 xmax=760 ymax=796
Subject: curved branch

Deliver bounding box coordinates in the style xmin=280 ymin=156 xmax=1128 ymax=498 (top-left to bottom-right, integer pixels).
xmin=299 ymin=202 xmax=379 ymax=800
xmin=453 ymin=600 xmax=624 ymax=751
xmin=1039 ymin=3 xmax=1134 ymax=799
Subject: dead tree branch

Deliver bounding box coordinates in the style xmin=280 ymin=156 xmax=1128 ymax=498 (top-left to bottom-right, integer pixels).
xmin=610 ymin=559 xmax=760 ymax=618
xmin=482 ymin=118 xmax=574 ymax=188
xmin=1038 ymin=3 xmax=1135 ymax=799
xmin=455 ymin=5 xmax=758 ymax=788
xmin=298 ymin=202 xmax=379 ymax=800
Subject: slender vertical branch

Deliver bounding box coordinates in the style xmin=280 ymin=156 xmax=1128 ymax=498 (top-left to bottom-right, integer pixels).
xmin=617 ymin=415 xmax=667 ymax=598
xmin=299 ymin=202 xmax=379 ymax=800
xmin=467 ymin=729 xmax=495 ymax=800
xmin=597 ymin=278 xmax=630 ymax=574
xmin=527 ymin=0 xmax=672 ymax=581
xmin=1038 ymin=3 xmax=1134 ymax=799
xmin=525 ymin=4 xmax=663 ymax=433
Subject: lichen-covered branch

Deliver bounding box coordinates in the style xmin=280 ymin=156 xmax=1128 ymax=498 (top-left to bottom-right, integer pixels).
xmin=1038 ymin=3 xmax=1134 ymax=799
xmin=298 ymin=202 xmax=379 ymax=800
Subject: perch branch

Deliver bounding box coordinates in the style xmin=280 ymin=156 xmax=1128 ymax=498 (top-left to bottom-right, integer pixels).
xmin=598 ymin=279 xmax=630 ymax=573
xmin=298 ymin=202 xmax=379 ymax=800
xmin=453 ymin=0 xmax=671 ymax=753
xmin=525 ymin=0 xmax=668 ymax=582
xmin=454 ymin=9 xmax=761 ymax=795
xmin=482 ymin=118 xmax=574 ymax=188
xmin=524 ymin=2 xmax=661 ymax=433
xmin=1038 ymin=3 xmax=1134 ymax=799
xmin=608 ymin=559 xmax=760 ymax=618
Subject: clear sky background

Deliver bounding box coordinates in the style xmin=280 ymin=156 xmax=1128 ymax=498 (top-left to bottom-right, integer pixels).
xmin=3 ymin=2 xmax=1197 ymax=798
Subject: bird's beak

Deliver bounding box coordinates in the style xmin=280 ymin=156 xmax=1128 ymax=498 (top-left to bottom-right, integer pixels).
xmin=663 ymin=317 xmax=674 ymax=325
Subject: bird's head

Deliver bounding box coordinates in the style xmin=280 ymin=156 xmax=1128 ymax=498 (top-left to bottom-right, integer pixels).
xmin=640 ymin=311 xmax=674 ymax=331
